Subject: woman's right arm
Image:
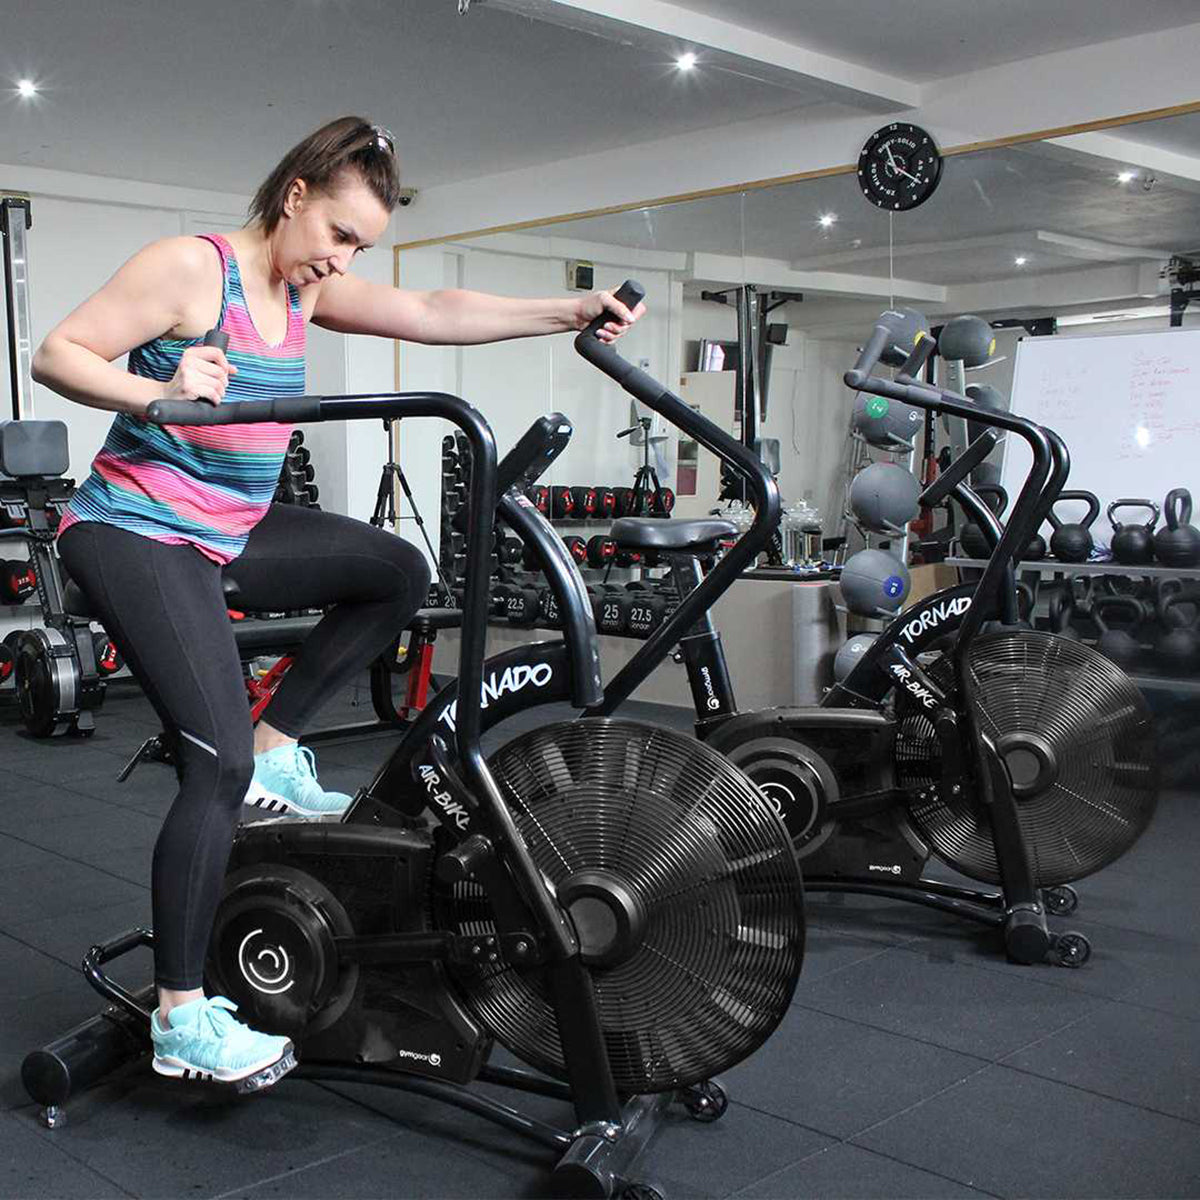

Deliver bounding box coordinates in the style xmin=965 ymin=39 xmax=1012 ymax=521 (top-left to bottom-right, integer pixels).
xmin=31 ymin=237 xmax=232 ymax=415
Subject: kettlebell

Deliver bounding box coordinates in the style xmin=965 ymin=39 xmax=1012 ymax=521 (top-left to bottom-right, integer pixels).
xmin=1154 ymin=488 xmax=1200 ymax=568
xmin=1092 ymin=596 xmax=1146 ymax=670
xmin=959 ymin=485 xmax=1008 ymax=560
xmin=1048 ymin=490 xmax=1100 ymax=563
xmin=1108 ymin=499 xmax=1159 ymax=565
xmin=1024 ymin=528 xmax=1047 ymax=562
xmin=1155 ymin=593 xmax=1200 ymax=674
xmin=1049 ymin=589 xmax=1081 ymax=641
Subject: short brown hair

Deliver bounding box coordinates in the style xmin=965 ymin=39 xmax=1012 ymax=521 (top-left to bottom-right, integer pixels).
xmin=248 ymin=116 xmax=401 ymax=233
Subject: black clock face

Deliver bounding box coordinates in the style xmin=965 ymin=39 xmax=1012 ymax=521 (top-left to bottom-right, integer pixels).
xmin=858 ymin=123 xmax=942 ymax=212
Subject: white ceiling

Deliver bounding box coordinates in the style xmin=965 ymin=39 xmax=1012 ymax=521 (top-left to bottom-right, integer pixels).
xmin=0 ymin=0 xmax=1197 ymax=199
xmin=672 ymin=0 xmax=1200 ymax=83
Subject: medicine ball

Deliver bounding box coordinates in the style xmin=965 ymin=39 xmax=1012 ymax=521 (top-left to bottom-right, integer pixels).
xmin=965 ymin=383 xmax=1006 ymax=444
xmin=940 ymin=315 xmax=996 ymax=367
xmin=833 ymin=633 xmax=877 ymax=683
xmin=851 ymin=392 xmax=922 ymax=450
xmin=849 ymin=462 xmax=921 ymax=535
xmin=839 ymin=549 xmax=910 ymax=617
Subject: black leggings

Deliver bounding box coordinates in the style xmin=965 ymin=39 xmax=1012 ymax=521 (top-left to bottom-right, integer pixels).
xmin=57 ymin=505 xmax=431 ymax=990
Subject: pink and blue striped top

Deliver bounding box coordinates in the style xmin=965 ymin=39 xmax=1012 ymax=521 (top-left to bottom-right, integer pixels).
xmin=58 ymin=234 xmax=306 ymax=565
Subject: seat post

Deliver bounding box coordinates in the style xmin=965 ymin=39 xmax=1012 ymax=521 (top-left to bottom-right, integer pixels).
xmin=667 ymin=554 xmax=739 ymax=726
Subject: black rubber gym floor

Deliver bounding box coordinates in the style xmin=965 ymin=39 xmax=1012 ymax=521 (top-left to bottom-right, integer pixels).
xmin=1 ymin=674 xmax=1198 ymax=1199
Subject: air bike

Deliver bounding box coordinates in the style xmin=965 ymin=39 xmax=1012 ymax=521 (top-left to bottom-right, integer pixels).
xmin=694 ymin=312 xmax=1157 ymax=965
xmin=22 ymin=283 xmax=805 ymax=1200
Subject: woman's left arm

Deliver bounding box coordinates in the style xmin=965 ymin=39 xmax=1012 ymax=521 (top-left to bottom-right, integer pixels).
xmin=312 ymin=273 xmax=643 ymax=345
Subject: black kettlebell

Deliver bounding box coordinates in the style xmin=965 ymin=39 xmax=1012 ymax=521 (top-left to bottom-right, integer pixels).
xmin=1108 ymin=499 xmax=1159 ymax=565
xmin=1155 ymin=593 xmax=1200 ymax=673
xmin=1154 ymin=488 xmax=1200 ymax=568
xmin=960 ymin=485 xmax=1008 ymax=560
xmin=1092 ymin=596 xmax=1146 ymax=670
xmin=1048 ymin=490 xmax=1100 ymax=563
xmin=1049 ymin=589 xmax=1081 ymax=641
xmin=1024 ymin=529 xmax=1047 ymax=562
xmin=983 ymin=579 xmax=1034 ymax=633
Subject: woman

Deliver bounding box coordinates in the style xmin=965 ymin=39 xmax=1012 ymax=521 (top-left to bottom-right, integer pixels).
xmin=33 ymin=115 xmax=644 ymax=1089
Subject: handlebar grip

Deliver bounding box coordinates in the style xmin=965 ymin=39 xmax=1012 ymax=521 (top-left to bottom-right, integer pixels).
xmin=146 ymin=396 xmax=322 ymax=426
xmin=203 ymin=327 xmax=229 ymax=353
xmin=579 ymin=280 xmax=646 ymax=343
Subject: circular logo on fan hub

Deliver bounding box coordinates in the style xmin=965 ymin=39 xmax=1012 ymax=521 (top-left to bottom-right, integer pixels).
xmin=755 ymin=771 xmax=820 ymax=842
xmin=238 ymin=928 xmax=296 ymax=995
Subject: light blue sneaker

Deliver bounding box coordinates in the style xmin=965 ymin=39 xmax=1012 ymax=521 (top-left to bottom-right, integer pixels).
xmin=243 ymin=743 xmax=353 ymax=818
xmin=150 ymin=996 xmax=296 ymax=1092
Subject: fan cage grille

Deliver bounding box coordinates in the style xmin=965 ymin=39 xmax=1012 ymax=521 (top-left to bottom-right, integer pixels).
xmin=437 ymin=719 xmax=804 ymax=1094
xmin=895 ymin=631 xmax=1158 ymax=884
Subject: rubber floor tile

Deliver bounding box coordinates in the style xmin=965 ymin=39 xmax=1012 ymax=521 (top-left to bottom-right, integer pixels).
xmin=735 ymin=1140 xmax=995 ymax=1199
xmin=795 ymin=941 xmax=1104 ymax=1060
xmin=0 ymin=857 xmax=144 ymax=926
xmin=855 ymin=1063 xmax=1200 ymax=1199
xmin=1002 ymin=999 xmax=1200 ymax=1124
xmin=0 ymin=1110 xmax=129 ymax=1198
xmin=720 ymin=1005 xmax=985 ymax=1140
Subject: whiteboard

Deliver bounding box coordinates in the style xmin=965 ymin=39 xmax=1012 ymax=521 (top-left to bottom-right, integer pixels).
xmin=1001 ymin=329 xmax=1200 ymax=552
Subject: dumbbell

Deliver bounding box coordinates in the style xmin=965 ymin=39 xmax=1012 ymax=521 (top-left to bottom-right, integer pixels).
xmin=562 ymin=536 xmax=588 ymax=566
xmin=586 ymin=535 xmax=617 ymax=569
xmin=529 ymin=485 xmax=551 ymax=516
xmin=92 ymin=631 xmax=125 ymax=677
xmin=539 ymin=587 xmax=563 ymax=629
xmin=551 ymin=487 xmax=576 ymax=520
xmin=650 ymin=487 xmax=676 ymax=516
xmin=504 ymin=582 xmax=542 ymax=626
xmin=625 ymin=586 xmax=670 ymax=639
xmin=570 ymin=486 xmax=598 ymax=520
xmin=613 ymin=487 xmax=639 ymax=517
xmin=1 ymin=559 xmax=37 ymax=604
xmin=590 ymin=584 xmax=630 ymax=635
xmin=594 ymin=488 xmax=617 ymax=519
xmin=0 ymin=638 xmax=13 ymax=683
xmin=615 ymin=548 xmax=645 ymax=569
xmin=497 ymin=535 xmax=524 ymax=566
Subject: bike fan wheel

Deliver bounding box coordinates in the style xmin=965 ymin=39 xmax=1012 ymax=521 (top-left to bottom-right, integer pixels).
xmin=438 ymin=719 xmax=804 ymax=1094
xmin=894 ymin=631 xmax=1157 ymax=885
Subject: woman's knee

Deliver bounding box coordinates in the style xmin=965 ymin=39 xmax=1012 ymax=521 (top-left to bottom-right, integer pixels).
xmin=383 ymin=539 xmax=431 ymax=609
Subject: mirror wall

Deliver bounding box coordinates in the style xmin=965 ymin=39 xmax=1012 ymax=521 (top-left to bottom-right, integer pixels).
xmin=396 ymin=108 xmax=1200 ymax=554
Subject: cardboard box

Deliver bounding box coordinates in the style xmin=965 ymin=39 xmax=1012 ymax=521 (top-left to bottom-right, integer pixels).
xmin=905 ymin=564 xmax=958 ymax=609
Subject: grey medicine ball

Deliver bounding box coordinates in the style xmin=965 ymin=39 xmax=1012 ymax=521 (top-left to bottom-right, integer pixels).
xmin=850 ymin=462 xmax=921 ymax=535
xmin=834 ymin=633 xmax=878 ymax=683
xmin=965 ymin=382 xmax=1006 ymax=444
xmin=851 ymin=391 xmax=922 ymax=450
xmin=940 ymin=315 xmax=996 ymax=367
xmin=840 ymin=549 xmax=911 ymax=617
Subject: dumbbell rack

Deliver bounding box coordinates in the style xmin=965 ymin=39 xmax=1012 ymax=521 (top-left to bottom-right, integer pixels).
xmin=438 ymin=435 xmax=680 ymax=641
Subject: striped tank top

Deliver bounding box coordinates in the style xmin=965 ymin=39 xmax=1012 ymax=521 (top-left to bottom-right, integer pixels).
xmin=57 ymin=234 xmax=306 ymax=565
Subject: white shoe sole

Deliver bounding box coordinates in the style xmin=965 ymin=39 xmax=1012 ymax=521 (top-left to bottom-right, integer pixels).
xmin=242 ymin=781 xmax=350 ymax=819
xmin=152 ymin=1042 xmax=297 ymax=1088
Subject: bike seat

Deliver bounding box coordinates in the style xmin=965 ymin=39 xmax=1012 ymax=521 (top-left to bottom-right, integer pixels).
xmin=408 ymin=607 xmax=462 ymax=635
xmin=610 ymin=517 xmax=737 ymax=553
xmin=63 ymin=580 xmax=93 ymax=618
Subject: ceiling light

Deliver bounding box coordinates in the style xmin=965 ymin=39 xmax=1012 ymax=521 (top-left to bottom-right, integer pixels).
xmin=16 ymin=79 xmax=37 ymax=98
xmin=676 ymin=52 xmax=697 ymax=71
xmin=1014 ymin=256 xmax=1028 ymax=266
xmin=1117 ymin=170 xmax=1136 ymax=183
xmin=818 ymin=213 xmax=838 ymax=228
